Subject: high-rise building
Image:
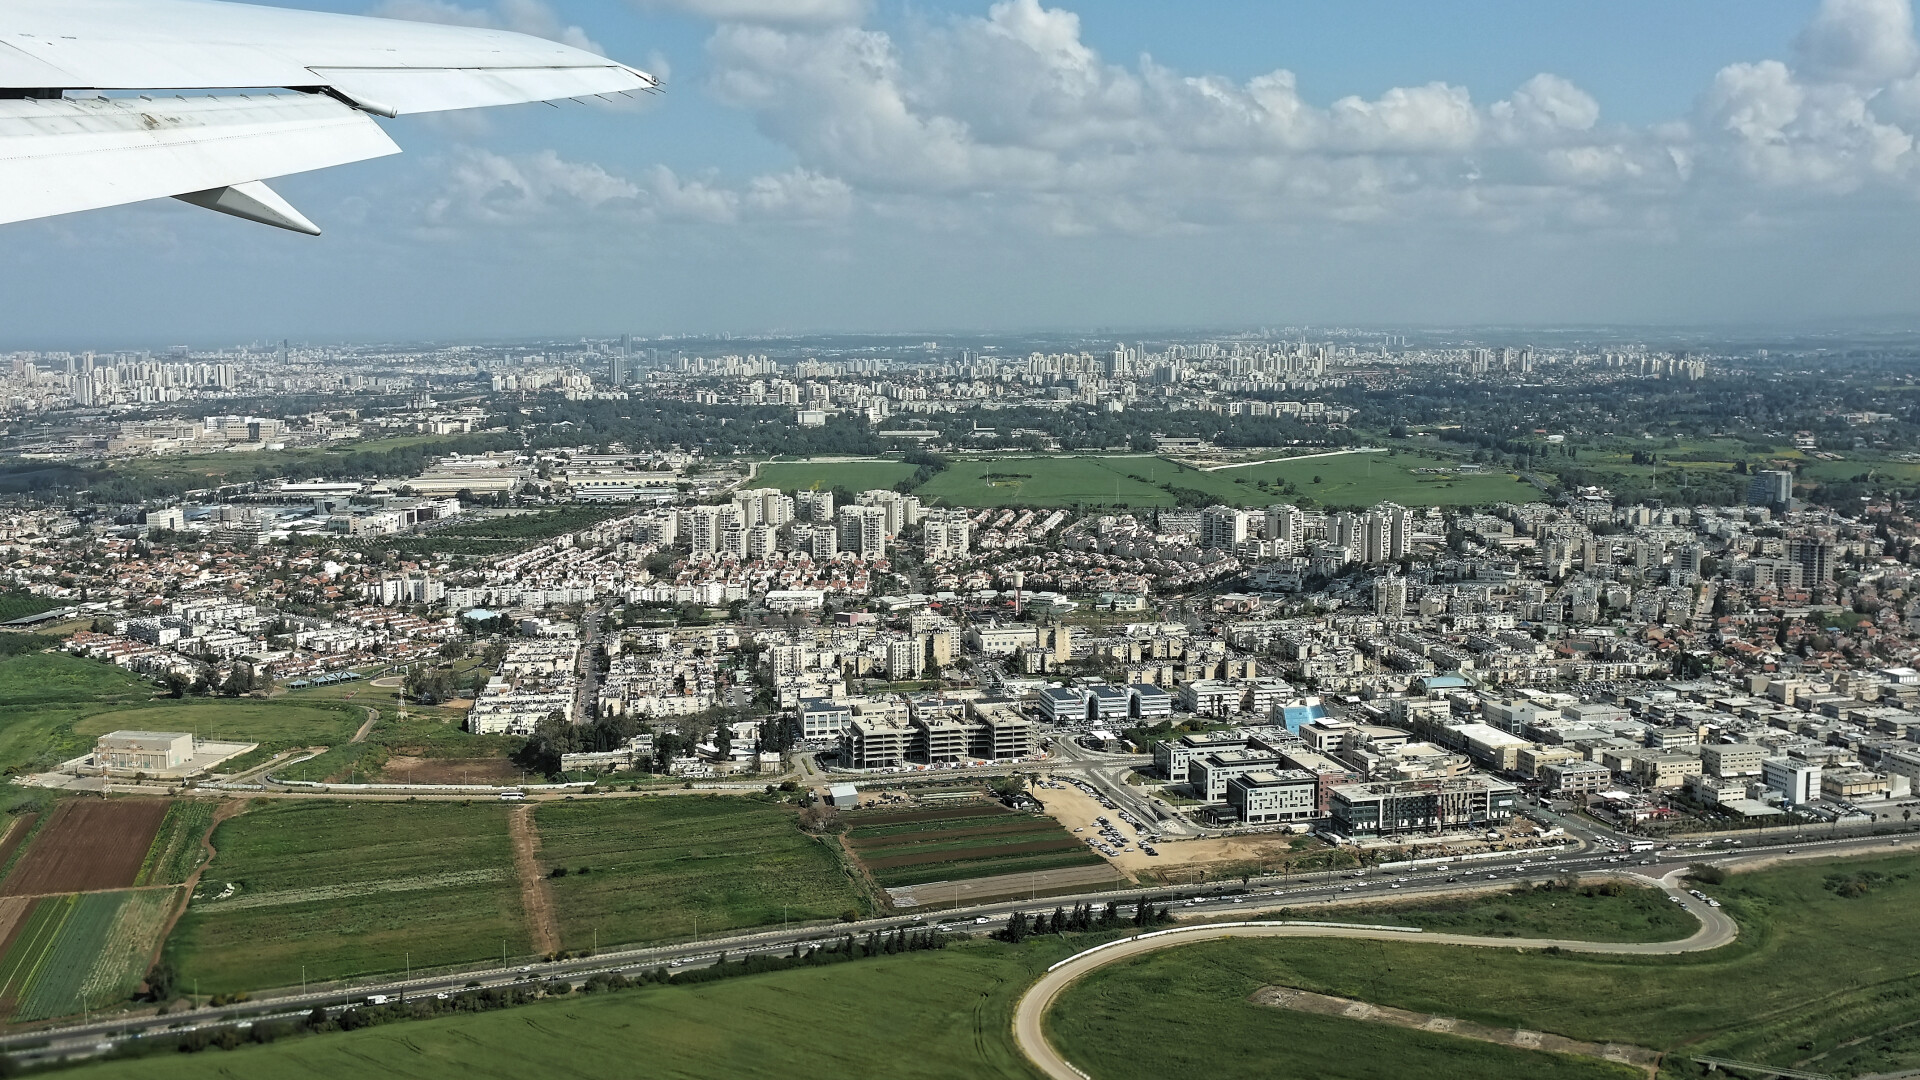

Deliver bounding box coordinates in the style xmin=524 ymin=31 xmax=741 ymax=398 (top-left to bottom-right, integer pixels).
xmin=1789 ymin=536 xmax=1834 ymax=584
xmin=1373 ymin=574 xmax=1408 ymax=617
xmin=838 ymin=505 xmax=889 ymax=558
xmin=1265 ymin=504 xmax=1302 ymax=542
xmin=923 ymin=509 xmax=972 ymax=560
xmin=1200 ymin=506 xmax=1251 ymax=549
xmin=857 ymin=490 xmax=921 ymax=537
xmin=1748 ymin=469 xmax=1794 ymax=510
xmin=795 ymin=489 xmax=835 ymax=522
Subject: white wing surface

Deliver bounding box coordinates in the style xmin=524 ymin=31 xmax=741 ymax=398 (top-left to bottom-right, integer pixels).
xmin=0 ymin=0 xmax=655 ymax=232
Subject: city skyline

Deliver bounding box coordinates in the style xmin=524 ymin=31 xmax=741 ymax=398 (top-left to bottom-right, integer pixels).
xmin=8 ymin=0 xmax=1920 ymax=341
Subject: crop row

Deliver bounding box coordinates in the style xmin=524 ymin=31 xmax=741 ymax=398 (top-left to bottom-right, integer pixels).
xmin=14 ymin=891 xmax=127 ymax=1021
xmin=136 ymin=802 xmax=216 ymax=887
xmin=848 ymin=818 xmax=1062 ymax=850
xmin=872 ymin=849 xmax=1109 ymax=889
xmin=844 ymin=805 xmax=1013 ymax=828
xmin=862 ymin=835 xmax=1087 ymax=871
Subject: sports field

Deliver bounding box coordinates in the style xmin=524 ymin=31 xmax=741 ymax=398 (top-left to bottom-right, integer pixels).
xmin=168 ymin=800 xmax=528 ymax=994
xmin=844 ymin=805 xmax=1106 ymax=889
xmin=753 ymin=460 xmax=919 ymax=493
xmin=534 ymin=796 xmax=864 ymax=950
xmin=1050 ymin=852 xmax=1920 ymax=1079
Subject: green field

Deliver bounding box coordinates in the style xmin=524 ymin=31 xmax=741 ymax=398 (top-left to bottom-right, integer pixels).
xmin=76 ymin=702 xmax=360 ymax=749
xmin=47 ymin=880 xmax=1708 ymax=1080
xmin=908 ymin=451 xmax=1537 ymax=509
xmin=844 ymin=807 xmax=1106 ymax=889
xmin=534 ymin=796 xmax=865 ymax=950
xmin=1052 ymin=853 xmax=1920 ymax=1079
xmin=168 ymin=800 xmax=528 ymax=994
xmin=1273 ymin=879 xmax=1694 ymax=943
xmin=60 ymin=939 xmax=1067 ymax=1080
xmin=0 ymin=654 xmax=155 ymax=774
xmin=1217 ymin=451 xmax=1539 ymax=507
xmin=136 ymin=801 xmax=218 ymax=887
xmin=753 ymin=460 xmax=919 ymax=493
xmin=917 ymin=456 xmax=1175 ymax=507
xmin=12 ymin=891 xmax=157 ymax=1022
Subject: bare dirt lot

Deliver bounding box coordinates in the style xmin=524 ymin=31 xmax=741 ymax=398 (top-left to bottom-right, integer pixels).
xmin=381 ymin=756 xmax=529 ymax=785
xmin=1 ymin=799 xmax=169 ymax=896
xmin=1032 ymin=782 xmax=1308 ymax=880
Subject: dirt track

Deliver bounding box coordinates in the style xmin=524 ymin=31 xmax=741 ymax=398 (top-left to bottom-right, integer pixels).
xmin=508 ymin=806 xmax=559 ymax=955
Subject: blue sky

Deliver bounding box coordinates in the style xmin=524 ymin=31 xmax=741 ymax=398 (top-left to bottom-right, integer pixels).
xmin=14 ymin=0 xmax=1920 ymax=344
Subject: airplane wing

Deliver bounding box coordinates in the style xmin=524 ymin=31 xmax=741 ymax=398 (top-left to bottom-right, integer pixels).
xmin=0 ymin=0 xmax=656 ymax=233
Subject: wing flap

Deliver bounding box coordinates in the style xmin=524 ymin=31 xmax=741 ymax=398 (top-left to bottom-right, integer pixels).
xmin=0 ymin=93 xmax=399 ymax=226
xmin=310 ymin=64 xmax=654 ymax=116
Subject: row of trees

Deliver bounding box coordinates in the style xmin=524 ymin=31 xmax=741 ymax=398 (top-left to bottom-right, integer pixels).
xmin=995 ymin=900 xmax=1172 ymax=942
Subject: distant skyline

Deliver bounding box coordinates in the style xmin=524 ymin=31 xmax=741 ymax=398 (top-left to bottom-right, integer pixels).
xmin=8 ymin=0 xmax=1920 ymax=342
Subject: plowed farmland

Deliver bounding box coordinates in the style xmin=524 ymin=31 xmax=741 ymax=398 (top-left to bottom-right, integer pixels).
xmin=844 ymin=805 xmax=1104 ymax=889
xmin=1 ymin=800 xmax=168 ymax=896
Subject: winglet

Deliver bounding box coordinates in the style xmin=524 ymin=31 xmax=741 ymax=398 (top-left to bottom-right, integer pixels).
xmin=173 ymin=180 xmax=321 ymax=235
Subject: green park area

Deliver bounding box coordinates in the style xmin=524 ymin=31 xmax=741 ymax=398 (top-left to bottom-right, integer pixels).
xmin=1050 ymin=853 xmax=1920 ymax=1080
xmin=754 ymin=459 xmax=920 ymax=493
xmin=750 ymin=450 xmax=1539 ymax=510
xmin=167 ymin=799 xmax=529 ymax=994
xmin=535 ymin=795 xmax=866 ymax=951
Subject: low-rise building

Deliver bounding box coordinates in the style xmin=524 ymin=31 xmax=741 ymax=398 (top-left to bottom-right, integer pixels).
xmin=1225 ymin=769 xmax=1319 ymax=825
xmin=1329 ymin=775 xmax=1518 ymax=837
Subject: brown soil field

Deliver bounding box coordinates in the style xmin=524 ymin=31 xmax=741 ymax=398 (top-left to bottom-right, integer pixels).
xmin=862 ymin=836 xmax=1087 ymax=870
xmin=0 ymin=815 xmax=36 ymax=874
xmin=381 ymin=756 xmax=529 ymax=785
xmin=1 ymin=800 xmax=169 ymax=896
xmin=849 ymin=819 xmax=1062 ymax=851
xmin=847 ymin=804 xmax=1013 ymax=827
xmin=0 ymin=897 xmax=34 ymax=958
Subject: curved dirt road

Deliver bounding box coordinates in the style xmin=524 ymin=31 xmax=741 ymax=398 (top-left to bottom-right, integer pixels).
xmin=1014 ymin=874 xmax=1737 ymax=1080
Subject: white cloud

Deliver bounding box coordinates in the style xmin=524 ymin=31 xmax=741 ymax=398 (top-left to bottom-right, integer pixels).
xmin=1793 ymin=0 xmax=1920 ymax=86
xmin=629 ymin=0 xmax=865 ymax=28
xmin=690 ymin=0 xmax=1920 ymax=236
xmin=428 ymin=149 xmax=639 ymax=224
xmin=370 ymin=0 xmax=604 ymax=53
xmin=424 ymin=150 xmax=848 ymax=229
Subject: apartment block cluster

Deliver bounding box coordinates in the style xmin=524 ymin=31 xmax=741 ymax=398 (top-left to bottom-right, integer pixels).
xmin=467 ymin=640 xmax=580 ymax=735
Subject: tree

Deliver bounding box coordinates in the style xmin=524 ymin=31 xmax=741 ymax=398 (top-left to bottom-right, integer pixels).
xmin=218 ymin=667 xmax=251 ymax=697
xmin=145 ymin=960 xmax=178 ymax=1002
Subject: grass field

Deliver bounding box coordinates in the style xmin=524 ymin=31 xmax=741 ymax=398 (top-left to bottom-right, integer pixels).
xmin=75 ymin=702 xmax=360 ymax=748
xmin=1272 ymin=880 xmax=1694 ymax=943
xmin=1052 ymin=852 xmax=1920 ymax=1079
xmin=534 ymin=796 xmax=865 ymax=951
xmin=753 ymin=460 xmax=919 ymax=493
xmin=0 ymin=654 xmax=154 ymax=774
xmin=1218 ymin=451 xmax=1538 ymax=507
xmin=917 ymin=456 xmax=1175 ymax=508
xmin=61 ymin=939 xmax=1070 ymax=1080
xmin=168 ymin=800 xmax=528 ymax=994
xmin=910 ymin=452 xmax=1537 ymax=509
xmin=43 ymin=879 xmax=1718 ymax=1080
xmin=844 ymin=806 xmax=1105 ymax=889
